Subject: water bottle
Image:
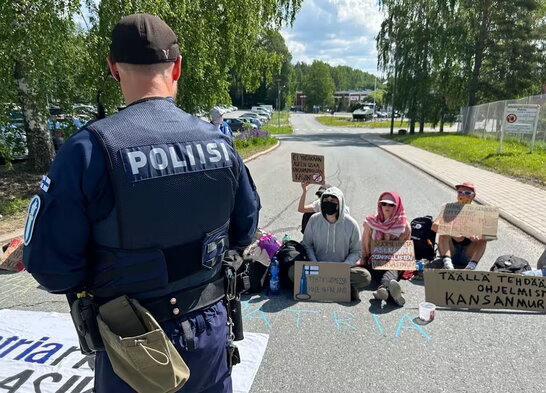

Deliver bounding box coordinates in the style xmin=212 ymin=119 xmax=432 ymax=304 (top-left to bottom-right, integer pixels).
xmin=269 ymin=257 xmax=280 ymax=295
xmin=416 ymin=259 xmax=424 ymax=272
xmin=282 ymin=234 xmax=291 ymax=244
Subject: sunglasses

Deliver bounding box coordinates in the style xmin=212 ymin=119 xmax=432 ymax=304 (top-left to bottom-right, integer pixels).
xmin=380 ymin=202 xmax=396 ymax=207
xmin=457 ymin=190 xmax=474 ymax=196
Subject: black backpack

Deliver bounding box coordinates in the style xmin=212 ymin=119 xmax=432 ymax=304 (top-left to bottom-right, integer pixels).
xmin=244 ymin=255 xmax=270 ymax=294
xmin=490 ymin=255 xmax=531 ymax=274
xmin=410 ymin=216 xmax=436 ymax=261
xmin=274 ymin=240 xmax=308 ymax=289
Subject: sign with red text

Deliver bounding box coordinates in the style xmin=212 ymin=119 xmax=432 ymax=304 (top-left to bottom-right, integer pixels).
xmin=291 ymin=153 xmax=325 ymax=185
xmin=424 ymin=269 xmax=546 ymax=312
xmin=435 ymin=203 xmax=499 ymax=239
xmin=370 ymin=240 xmax=416 ymax=270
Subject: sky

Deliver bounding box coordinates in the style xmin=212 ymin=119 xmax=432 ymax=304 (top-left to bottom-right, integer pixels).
xmin=281 ymin=0 xmax=385 ymax=75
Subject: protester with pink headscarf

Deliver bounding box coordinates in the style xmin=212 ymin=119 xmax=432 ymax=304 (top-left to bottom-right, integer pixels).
xmin=362 ymin=192 xmax=410 ymax=306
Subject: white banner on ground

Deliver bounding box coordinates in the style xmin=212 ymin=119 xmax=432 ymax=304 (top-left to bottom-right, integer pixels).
xmin=0 ymin=310 xmax=268 ymax=393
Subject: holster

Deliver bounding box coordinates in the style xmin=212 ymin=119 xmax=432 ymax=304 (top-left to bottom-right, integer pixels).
xmin=67 ymin=294 xmax=104 ymax=355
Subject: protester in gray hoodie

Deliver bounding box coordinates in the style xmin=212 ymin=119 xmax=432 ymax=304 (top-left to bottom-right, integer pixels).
xmin=302 ymin=187 xmax=371 ymax=300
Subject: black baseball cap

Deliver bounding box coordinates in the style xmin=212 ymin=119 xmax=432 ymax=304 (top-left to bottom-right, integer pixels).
xmin=316 ymin=184 xmax=332 ymax=197
xmin=109 ymin=13 xmax=180 ymax=64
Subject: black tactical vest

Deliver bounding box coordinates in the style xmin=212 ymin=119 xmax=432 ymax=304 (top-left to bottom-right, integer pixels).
xmin=86 ymin=97 xmax=241 ymax=298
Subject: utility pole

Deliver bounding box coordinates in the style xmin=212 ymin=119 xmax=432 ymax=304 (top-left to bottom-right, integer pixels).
xmin=390 ymin=55 xmax=398 ymax=135
xmin=277 ymin=79 xmax=282 ymax=128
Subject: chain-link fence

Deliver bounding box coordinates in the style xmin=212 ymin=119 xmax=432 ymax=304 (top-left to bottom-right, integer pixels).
xmin=459 ymin=94 xmax=546 ymax=151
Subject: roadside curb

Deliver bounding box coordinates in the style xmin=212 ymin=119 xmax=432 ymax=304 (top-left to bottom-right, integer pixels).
xmin=243 ymin=139 xmax=281 ymax=163
xmin=363 ymin=135 xmax=546 ymax=245
xmin=1 ymin=140 xmax=282 ymax=245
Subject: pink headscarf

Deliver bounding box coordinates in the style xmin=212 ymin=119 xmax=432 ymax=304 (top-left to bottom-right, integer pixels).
xmin=364 ymin=192 xmax=407 ymax=240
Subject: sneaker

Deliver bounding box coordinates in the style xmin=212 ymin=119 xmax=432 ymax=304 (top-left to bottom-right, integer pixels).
xmin=443 ymin=259 xmax=454 ymax=270
xmin=465 ymin=261 xmax=478 ymax=270
xmin=372 ymin=287 xmax=389 ymax=301
xmin=388 ymin=280 xmax=405 ymax=306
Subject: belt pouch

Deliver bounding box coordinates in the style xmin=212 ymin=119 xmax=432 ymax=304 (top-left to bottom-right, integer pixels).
xmin=97 ymin=295 xmax=190 ymax=393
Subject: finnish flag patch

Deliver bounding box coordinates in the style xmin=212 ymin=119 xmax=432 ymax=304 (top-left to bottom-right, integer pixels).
xmin=23 ymin=195 xmax=41 ymax=246
xmin=40 ymin=175 xmax=51 ymax=192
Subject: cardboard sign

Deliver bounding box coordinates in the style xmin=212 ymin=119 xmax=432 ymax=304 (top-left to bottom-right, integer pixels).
xmin=293 ymin=261 xmax=350 ymax=302
xmin=291 ymin=153 xmax=325 ymax=184
xmin=0 ymin=237 xmax=25 ymax=272
xmin=370 ymin=240 xmax=416 ymax=270
xmin=424 ymin=269 xmax=546 ymax=312
xmin=435 ymin=203 xmax=499 ymax=238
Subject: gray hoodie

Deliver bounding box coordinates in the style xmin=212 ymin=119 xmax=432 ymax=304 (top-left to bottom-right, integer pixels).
xmin=302 ymin=187 xmax=362 ymax=264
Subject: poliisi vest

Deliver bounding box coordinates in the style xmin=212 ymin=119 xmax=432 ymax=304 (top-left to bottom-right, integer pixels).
xmin=86 ymin=98 xmax=241 ymax=298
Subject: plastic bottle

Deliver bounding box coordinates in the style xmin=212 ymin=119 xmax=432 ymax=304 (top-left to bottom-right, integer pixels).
xmin=282 ymin=234 xmax=291 ymax=244
xmin=269 ymin=257 xmax=280 ymax=295
xmin=416 ymin=259 xmax=424 ymax=272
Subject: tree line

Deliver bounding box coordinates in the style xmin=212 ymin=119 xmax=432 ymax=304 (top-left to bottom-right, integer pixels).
xmin=0 ymin=0 xmax=303 ymax=172
xmin=377 ymin=0 xmax=546 ymax=133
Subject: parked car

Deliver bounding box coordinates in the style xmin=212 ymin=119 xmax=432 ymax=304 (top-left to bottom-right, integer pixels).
xmin=225 ymin=118 xmax=256 ymax=132
xmin=242 ymin=112 xmax=268 ymax=123
xmin=239 ymin=116 xmax=262 ymax=128
xmin=252 ymin=109 xmax=271 ymax=119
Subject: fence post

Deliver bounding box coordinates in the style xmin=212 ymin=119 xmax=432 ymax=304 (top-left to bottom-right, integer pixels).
xmin=530 ymin=104 xmax=540 ymax=154
xmin=498 ymin=102 xmax=507 ymax=154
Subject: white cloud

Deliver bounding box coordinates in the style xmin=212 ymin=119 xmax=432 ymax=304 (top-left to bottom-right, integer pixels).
xmin=281 ymin=0 xmax=384 ymax=74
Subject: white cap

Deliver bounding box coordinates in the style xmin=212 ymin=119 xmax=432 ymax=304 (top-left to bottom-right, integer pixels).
xmin=210 ymin=106 xmax=227 ymax=121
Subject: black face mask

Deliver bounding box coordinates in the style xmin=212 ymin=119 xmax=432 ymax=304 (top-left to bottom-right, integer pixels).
xmin=321 ymin=201 xmax=338 ymax=215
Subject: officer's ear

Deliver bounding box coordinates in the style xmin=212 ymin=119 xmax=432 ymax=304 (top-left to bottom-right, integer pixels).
xmin=172 ymin=56 xmax=182 ymax=82
xmin=107 ymin=57 xmax=120 ymax=82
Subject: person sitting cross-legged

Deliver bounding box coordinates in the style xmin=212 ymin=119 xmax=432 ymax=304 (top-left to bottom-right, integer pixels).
xmin=362 ymin=191 xmax=410 ymax=307
xmin=429 ymin=181 xmax=487 ymax=270
xmin=300 ymin=187 xmax=371 ymax=300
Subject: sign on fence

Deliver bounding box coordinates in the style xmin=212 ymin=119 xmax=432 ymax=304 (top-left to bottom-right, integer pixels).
xmin=435 ymin=203 xmax=499 ymax=239
xmin=370 ymin=240 xmax=416 ymax=270
xmin=424 ymin=269 xmax=546 ymax=312
xmin=499 ymin=104 xmax=541 ymax=153
xmin=291 ymin=153 xmax=325 ymax=185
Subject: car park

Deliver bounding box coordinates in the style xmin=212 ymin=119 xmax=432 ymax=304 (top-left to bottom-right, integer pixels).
xmin=242 ymin=112 xmax=268 ymax=123
xmin=239 ymin=116 xmax=262 ymax=128
xmin=225 ymin=118 xmax=257 ymax=132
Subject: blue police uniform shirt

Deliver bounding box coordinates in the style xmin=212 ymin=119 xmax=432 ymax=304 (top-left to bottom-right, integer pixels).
xmin=23 ymin=124 xmax=259 ymax=294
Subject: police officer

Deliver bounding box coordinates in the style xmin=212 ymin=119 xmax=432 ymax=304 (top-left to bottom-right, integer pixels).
xmin=23 ymin=13 xmax=260 ymax=393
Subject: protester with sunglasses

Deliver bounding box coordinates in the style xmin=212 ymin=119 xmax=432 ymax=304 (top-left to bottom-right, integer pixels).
xmin=431 ymin=181 xmax=487 ymax=270
xmin=362 ymin=192 xmax=410 ymax=306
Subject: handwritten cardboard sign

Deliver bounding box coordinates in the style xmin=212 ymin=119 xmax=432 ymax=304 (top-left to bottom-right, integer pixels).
xmin=435 ymin=203 xmax=499 ymax=238
xmin=291 ymin=153 xmax=325 ymax=185
xmin=293 ymin=261 xmax=350 ymax=302
xmin=370 ymin=240 xmax=416 ymax=270
xmin=424 ymin=269 xmax=546 ymax=312
xmin=0 ymin=238 xmax=24 ymax=272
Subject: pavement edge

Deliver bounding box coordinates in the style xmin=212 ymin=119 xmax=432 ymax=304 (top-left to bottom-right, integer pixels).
xmin=363 ymin=135 xmax=546 ymax=245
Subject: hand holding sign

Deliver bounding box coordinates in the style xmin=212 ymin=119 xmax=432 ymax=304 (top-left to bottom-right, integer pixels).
xmin=292 ymin=153 xmax=325 ymax=185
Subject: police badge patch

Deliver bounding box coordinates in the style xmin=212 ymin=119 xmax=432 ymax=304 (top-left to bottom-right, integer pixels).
xmin=23 ymin=195 xmax=41 ymax=246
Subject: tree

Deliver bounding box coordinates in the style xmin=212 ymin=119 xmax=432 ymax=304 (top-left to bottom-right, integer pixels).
xmin=303 ymin=60 xmax=335 ymax=110
xmin=0 ymin=0 xmax=83 ymax=172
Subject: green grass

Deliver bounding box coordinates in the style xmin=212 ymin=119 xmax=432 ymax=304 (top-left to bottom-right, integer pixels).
xmin=386 ymin=133 xmax=546 ymax=185
xmin=316 ymin=116 xmax=435 ymax=128
xmin=235 ymin=136 xmax=278 ymax=159
xmin=0 ymin=197 xmax=31 ymax=217
xmin=262 ymin=111 xmax=293 ymax=134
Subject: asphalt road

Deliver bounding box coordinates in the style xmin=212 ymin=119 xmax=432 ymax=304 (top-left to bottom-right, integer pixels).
xmin=0 ymin=114 xmax=544 ymax=392
xmin=242 ymin=114 xmax=545 ymax=393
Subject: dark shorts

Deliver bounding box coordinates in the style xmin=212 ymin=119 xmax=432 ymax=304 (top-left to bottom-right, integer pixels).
xmin=94 ymin=300 xmax=232 ymax=393
xmin=452 ymin=238 xmax=471 ymax=267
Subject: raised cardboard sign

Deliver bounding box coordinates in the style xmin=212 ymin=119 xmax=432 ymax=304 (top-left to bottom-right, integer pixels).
xmin=424 ymin=269 xmax=546 ymax=312
xmin=291 ymin=153 xmax=325 ymax=185
xmin=370 ymin=240 xmax=416 ymax=270
xmin=435 ymin=203 xmax=499 ymax=238
xmin=293 ymin=261 xmax=350 ymax=302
